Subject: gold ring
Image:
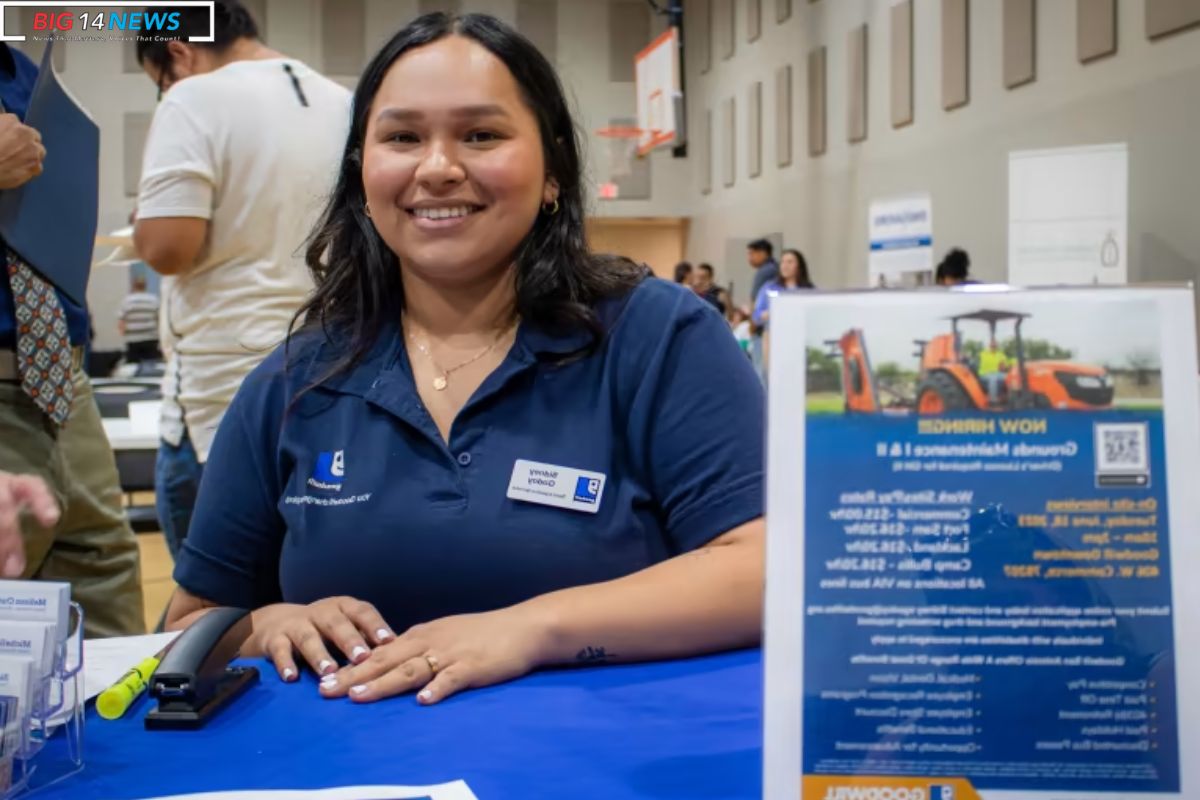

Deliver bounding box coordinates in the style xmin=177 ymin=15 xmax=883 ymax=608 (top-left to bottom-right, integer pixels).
xmin=423 ymin=654 xmax=440 ymax=674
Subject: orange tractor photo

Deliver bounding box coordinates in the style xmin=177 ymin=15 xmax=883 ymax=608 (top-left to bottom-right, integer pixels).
xmin=828 ymin=309 xmax=1114 ymax=414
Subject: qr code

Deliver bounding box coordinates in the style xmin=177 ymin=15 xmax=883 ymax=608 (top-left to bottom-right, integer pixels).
xmin=1094 ymin=422 xmax=1150 ymax=486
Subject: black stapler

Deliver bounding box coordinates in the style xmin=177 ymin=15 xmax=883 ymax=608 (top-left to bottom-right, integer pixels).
xmin=145 ymin=607 xmax=260 ymax=730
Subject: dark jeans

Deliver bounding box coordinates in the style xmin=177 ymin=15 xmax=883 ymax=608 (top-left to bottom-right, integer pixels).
xmin=156 ymin=430 xmax=204 ymax=559
xmin=125 ymin=340 xmax=162 ymax=363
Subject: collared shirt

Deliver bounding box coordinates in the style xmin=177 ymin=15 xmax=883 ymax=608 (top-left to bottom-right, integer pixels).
xmin=749 ymin=258 xmax=779 ymax=315
xmin=174 ymin=279 xmax=766 ymax=632
xmin=0 ymin=45 xmax=88 ymax=349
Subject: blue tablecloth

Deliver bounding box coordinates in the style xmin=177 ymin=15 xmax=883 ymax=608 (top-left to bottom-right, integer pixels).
xmin=36 ymin=649 xmax=763 ymax=799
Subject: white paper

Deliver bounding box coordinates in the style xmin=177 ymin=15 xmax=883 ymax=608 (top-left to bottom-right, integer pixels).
xmin=134 ymin=782 xmax=479 ymax=800
xmin=82 ymin=631 xmax=179 ymax=703
xmin=127 ymin=399 xmax=162 ymax=437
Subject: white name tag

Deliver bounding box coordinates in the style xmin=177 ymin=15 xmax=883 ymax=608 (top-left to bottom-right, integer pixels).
xmin=507 ymin=459 xmax=606 ymax=514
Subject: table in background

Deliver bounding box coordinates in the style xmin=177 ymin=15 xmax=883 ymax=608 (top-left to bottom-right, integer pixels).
xmin=37 ymin=649 xmax=763 ymax=800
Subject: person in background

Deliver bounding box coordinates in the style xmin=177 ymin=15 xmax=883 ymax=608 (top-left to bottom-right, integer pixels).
xmin=165 ymin=12 xmax=764 ymax=708
xmin=133 ymin=0 xmax=352 ymax=558
xmin=691 ymin=263 xmax=727 ymax=314
xmin=0 ymin=44 xmax=145 ymax=636
xmin=745 ymin=239 xmax=777 ymax=379
xmin=746 ymin=239 xmax=778 ymax=308
xmin=752 ymin=248 xmax=812 ymax=373
xmin=728 ymin=306 xmax=752 ymax=358
xmin=672 ymin=261 xmax=692 ymax=285
xmin=936 ymin=247 xmax=972 ymax=286
xmin=979 ymin=338 xmax=1010 ymax=405
xmin=117 ymin=274 xmax=161 ymax=364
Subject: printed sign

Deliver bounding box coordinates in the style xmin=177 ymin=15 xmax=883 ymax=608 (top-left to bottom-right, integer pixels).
xmin=764 ymin=286 xmax=1200 ymax=800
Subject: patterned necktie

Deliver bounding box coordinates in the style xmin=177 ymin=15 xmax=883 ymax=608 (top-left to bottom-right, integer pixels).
xmin=6 ymin=249 xmax=74 ymax=426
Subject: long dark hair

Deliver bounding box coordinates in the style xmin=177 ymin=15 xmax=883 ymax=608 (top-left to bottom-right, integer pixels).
xmin=780 ymin=248 xmax=814 ymax=289
xmin=135 ymin=0 xmax=259 ymax=72
xmin=294 ymin=12 xmax=645 ymax=385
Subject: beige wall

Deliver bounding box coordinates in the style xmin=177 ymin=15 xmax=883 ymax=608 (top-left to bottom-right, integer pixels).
xmin=586 ymin=218 xmax=689 ymax=279
xmin=679 ymin=0 xmax=1200 ymax=305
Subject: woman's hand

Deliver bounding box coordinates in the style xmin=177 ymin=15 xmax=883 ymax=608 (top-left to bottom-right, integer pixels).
xmin=248 ymin=596 xmax=395 ymax=681
xmin=317 ymin=606 xmax=550 ymax=705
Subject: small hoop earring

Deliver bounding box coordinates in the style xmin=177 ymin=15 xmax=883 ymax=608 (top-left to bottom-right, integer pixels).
xmin=543 ymin=199 xmax=560 ymax=216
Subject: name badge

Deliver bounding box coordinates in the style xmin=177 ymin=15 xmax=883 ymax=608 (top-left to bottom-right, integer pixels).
xmin=507 ymin=459 xmax=606 ymax=514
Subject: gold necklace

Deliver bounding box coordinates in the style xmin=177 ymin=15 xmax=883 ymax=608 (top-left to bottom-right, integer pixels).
xmin=405 ymin=319 xmax=515 ymax=392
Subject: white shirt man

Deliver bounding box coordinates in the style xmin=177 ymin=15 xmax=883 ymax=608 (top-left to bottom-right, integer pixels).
xmin=136 ymin=57 xmax=350 ymax=463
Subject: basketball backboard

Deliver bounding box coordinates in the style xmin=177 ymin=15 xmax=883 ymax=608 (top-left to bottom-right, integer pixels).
xmin=635 ymin=27 xmax=683 ymax=155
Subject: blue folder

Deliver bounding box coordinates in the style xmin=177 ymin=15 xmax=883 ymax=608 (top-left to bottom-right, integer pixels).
xmin=0 ymin=40 xmax=99 ymax=306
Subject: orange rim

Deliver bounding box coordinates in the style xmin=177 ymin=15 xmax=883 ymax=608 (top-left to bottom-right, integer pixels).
xmin=918 ymin=392 xmax=945 ymax=414
xmin=594 ymin=126 xmax=646 ymax=139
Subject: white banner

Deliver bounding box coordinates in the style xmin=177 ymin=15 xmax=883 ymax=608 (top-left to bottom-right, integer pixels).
xmin=868 ymin=194 xmax=934 ymax=288
xmin=1008 ymin=143 xmax=1128 ymax=286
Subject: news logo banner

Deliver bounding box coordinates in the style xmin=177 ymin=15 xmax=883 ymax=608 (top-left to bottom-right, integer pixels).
xmin=0 ymin=1 xmax=216 ymax=43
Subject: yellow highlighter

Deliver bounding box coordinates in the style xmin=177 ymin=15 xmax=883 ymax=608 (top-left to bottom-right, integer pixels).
xmin=97 ymin=655 xmax=161 ymax=720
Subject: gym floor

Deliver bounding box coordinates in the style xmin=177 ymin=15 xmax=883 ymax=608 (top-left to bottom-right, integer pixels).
xmin=129 ymin=492 xmax=175 ymax=633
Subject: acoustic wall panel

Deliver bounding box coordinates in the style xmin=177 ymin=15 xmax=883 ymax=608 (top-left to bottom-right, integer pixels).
xmin=697 ymin=0 xmax=712 ymax=73
xmin=518 ymin=0 xmax=558 ymax=64
xmin=942 ymin=0 xmax=970 ymax=110
xmin=807 ymin=46 xmax=826 ymax=156
xmin=321 ymin=0 xmax=366 ymax=77
xmin=776 ymin=64 xmax=793 ymax=167
xmin=1003 ymin=0 xmax=1036 ymax=89
xmin=1146 ymin=0 xmax=1200 ymax=39
xmin=1078 ymin=0 xmax=1117 ymax=62
xmin=748 ymin=81 xmax=763 ymax=178
xmin=718 ymin=0 xmax=736 ymax=60
xmin=748 ymin=0 xmax=762 ymax=42
xmin=700 ymin=108 xmax=713 ymax=195
xmin=722 ymin=96 xmax=736 ymax=187
xmin=847 ymin=24 xmax=868 ymax=143
xmin=891 ymin=0 xmax=914 ymax=128
xmin=609 ymin=2 xmax=649 ymax=82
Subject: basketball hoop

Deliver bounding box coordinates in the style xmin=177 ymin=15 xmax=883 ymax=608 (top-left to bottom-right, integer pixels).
xmin=594 ymin=125 xmax=656 ymax=201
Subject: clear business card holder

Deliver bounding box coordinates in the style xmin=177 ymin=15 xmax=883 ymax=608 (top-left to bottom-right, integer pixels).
xmin=1 ymin=602 xmax=85 ymax=798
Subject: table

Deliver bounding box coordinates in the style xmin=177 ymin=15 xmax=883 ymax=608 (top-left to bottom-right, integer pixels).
xmin=100 ymin=417 xmax=159 ymax=452
xmin=36 ymin=649 xmax=764 ymax=799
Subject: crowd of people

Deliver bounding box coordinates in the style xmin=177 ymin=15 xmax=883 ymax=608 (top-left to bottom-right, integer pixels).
xmin=676 ymin=240 xmax=975 ymax=377
xmin=675 ymin=239 xmax=817 ymax=377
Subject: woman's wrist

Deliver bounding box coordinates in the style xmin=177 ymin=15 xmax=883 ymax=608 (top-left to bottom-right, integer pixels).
xmin=513 ymin=594 xmax=568 ymax=668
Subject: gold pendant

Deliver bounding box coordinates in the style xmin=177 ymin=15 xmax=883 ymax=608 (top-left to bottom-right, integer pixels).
xmin=433 ymin=376 xmax=448 ymax=391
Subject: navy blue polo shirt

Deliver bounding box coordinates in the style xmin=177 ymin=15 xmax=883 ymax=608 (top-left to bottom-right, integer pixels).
xmin=0 ymin=45 xmax=89 ymax=348
xmin=174 ymin=278 xmax=765 ymax=633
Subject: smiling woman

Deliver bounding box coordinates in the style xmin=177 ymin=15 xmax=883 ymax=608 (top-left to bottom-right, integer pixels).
xmin=164 ymin=12 xmax=766 ymax=708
